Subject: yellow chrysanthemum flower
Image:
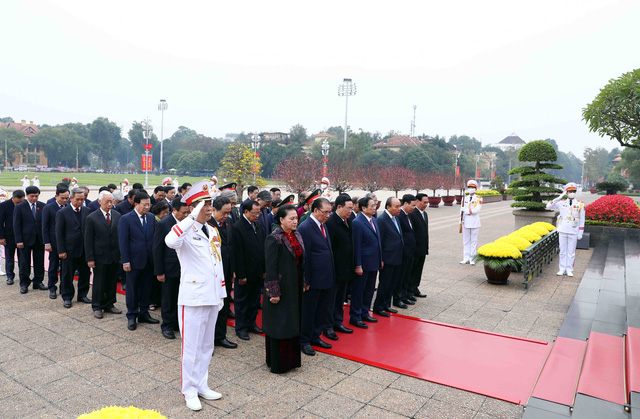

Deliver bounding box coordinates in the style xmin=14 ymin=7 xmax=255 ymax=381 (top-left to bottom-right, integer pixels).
xmin=532 ymin=221 xmax=556 ymax=231
xmin=496 ymin=235 xmax=532 ymax=251
xmin=523 ymin=224 xmax=549 ymax=236
xmin=513 ymin=229 xmax=542 ymax=242
xmin=79 ymin=406 xmax=166 ymax=419
xmin=477 ymin=242 xmax=522 ymax=259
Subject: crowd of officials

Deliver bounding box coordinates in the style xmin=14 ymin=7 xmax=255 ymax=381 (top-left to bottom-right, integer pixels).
xmin=0 ymin=179 xmax=431 ymax=376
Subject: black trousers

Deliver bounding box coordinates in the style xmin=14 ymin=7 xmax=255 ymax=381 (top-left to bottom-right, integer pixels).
xmin=411 ymin=254 xmax=426 ymax=293
xmin=161 ymin=275 xmax=180 ymax=332
xmin=125 ymin=263 xmax=153 ymax=320
xmin=234 ymin=276 xmax=261 ymax=334
xmin=301 ymin=287 xmax=332 ymax=346
xmin=60 ymin=254 xmax=90 ymax=302
xmin=374 ymin=263 xmax=402 ymax=311
xmin=18 ymin=242 xmax=45 ymax=288
xmin=214 ymin=273 xmax=234 ymax=341
xmin=327 ymin=280 xmax=349 ymax=330
xmin=92 ymin=262 xmax=118 ymax=311
xmin=4 ymin=241 xmax=17 ymax=280
xmin=393 ymin=255 xmax=414 ymax=302
xmin=47 ymin=246 xmax=60 ymax=292
xmin=149 ymin=275 xmax=162 ymax=307
xmin=349 ymin=270 xmax=377 ymax=322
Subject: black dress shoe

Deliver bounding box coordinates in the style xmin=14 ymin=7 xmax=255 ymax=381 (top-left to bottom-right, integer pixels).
xmin=402 ymin=298 xmax=415 ymax=305
xmin=311 ymin=339 xmax=332 ymax=349
xmin=407 ymin=296 xmax=417 ymax=302
xmin=236 ymin=331 xmax=250 ymax=340
xmin=19 ymin=286 xmax=28 ymax=294
xmin=414 ymin=292 xmax=427 ymax=298
xmin=323 ymin=330 xmax=339 ymax=341
xmin=105 ymin=307 xmax=122 ymax=314
xmin=49 ymin=290 xmax=57 ymax=299
xmin=228 ymin=311 xmax=236 ymax=319
xmin=138 ymin=314 xmax=159 ymax=324
xmin=162 ymin=329 xmax=176 ymax=339
xmin=335 ymin=324 xmax=353 ymax=334
xmin=214 ymin=338 xmax=238 ymax=349
xmin=78 ymin=296 xmax=92 ymax=304
xmin=34 ymin=283 xmax=47 ymax=290
xmin=362 ymin=314 xmax=378 ymax=323
xmin=250 ymin=326 xmax=263 ymax=334
xmin=6 ymin=278 xmax=14 ymax=285
xmin=301 ymin=345 xmax=316 ymax=356
xmin=128 ymin=318 xmax=137 ymax=330
xmin=393 ymin=301 xmax=408 ymax=309
xmin=385 ymin=307 xmax=398 ymax=314
xmin=94 ymin=310 xmax=103 ymax=319
xmin=63 ymin=300 xmax=72 ymax=308
xmin=373 ymin=310 xmax=390 ymax=317
xmin=349 ymin=319 xmax=368 ymax=329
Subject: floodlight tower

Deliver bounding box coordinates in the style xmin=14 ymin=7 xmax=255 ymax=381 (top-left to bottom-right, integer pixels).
xmin=337 ymin=78 xmax=356 ymax=149
xmin=158 ymin=99 xmax=168 ymax=171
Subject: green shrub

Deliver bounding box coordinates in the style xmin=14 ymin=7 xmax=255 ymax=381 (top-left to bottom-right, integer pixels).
xmin=595 ymin=181 xmax=628 ymax=195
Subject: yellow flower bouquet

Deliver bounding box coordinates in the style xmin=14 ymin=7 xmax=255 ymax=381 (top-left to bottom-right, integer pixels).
xmin=513 ymin=228 xmax=542 ymax=243
xmin=79 ymin=406 xmax=166 ymax=419
xmin=496 ymin=235 xmax=532 ymax=251
xmin=522 ymin=224 xmax=550 ymax=236
xmin=474 ymin=241 xmax=523 ymax=272
xmin=532 ymin=221 xmax=556 ymax=231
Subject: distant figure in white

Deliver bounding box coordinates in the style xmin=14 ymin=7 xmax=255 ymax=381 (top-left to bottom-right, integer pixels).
xmin=460 ymin=179 xmax=483 ymax=265
xmin=32 ymin=176 xmax=40 ymax=188
xmin=546 ymin=183 xmax=585 ymax=277
xmin=173 ymin=177 xmax=180 ymax=189
xmin=21 ymin=175 xmax=30 ymax=191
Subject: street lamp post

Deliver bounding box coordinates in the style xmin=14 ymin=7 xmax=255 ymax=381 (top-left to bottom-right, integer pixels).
xmin=251 ymin=134 xmax=261 ymax=183
xmin=142 ymin=117 xmax=153 ymax=188
xmin=475 ymin=155 xmax=480 ymax=179
xmin=337 ymin=78 xmax=356 ymax=149
xmin=321 ymin=139 xmax=330 ymax=177
xmin=158 ymin=99 xmax=168 ymax=172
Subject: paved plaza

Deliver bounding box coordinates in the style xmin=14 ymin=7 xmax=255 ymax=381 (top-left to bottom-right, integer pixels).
xmin=0 ymin=190 xmax=599 ymax=418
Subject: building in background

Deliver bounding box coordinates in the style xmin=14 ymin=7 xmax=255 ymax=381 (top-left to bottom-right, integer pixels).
xmin=491 ymin=133 xmax=526 ymax=151
xmin=0 ymin=120 xmax=48 ymax=166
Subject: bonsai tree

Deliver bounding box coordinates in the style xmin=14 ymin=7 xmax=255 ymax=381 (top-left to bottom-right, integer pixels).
xmin=506 ymin=140 xmax=567 ymax=211
xmin=595 ymin=181 xmax=628 ymax=195
xmin=490 ymin=175 xmax=505 ymax=192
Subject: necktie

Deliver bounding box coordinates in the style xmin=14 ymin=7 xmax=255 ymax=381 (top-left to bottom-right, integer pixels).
xmin=106 ymin=212 xmax=111 ymax=225
xmin=344 ymin=219 xmax=349 ymax=228
xmin=75 ymin=207 xmax=80 ymax=213
xmin=393 ymin=216 xmax=400 ymax=234
xmin=406 ymin=213 xmax=412 ymax=229
xmin=369 ymin=218 xmax=376 ymax=233
xmin=202 ymin=224 xmax=209 ymax=238
xmin=142 ymin=216 xmax=147 ymax=235
xmin=251 ymin=222 xmax=256 ymax=233
xmin=569 ymin=200 xmax=573 ymax=207
xmin=31 ymin=204 xmax=36 ymax=218
xmin=320 ymin=223 xmax=326 ymax=238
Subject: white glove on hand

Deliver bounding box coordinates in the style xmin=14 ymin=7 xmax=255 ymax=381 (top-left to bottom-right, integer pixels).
xmin=190 ymin=200 xmax=205 ymax=220
xmin=578 ymin=233 xmax=583 ymax=240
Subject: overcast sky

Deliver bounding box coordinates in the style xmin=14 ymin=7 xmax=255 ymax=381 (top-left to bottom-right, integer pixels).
xmin=1 ymin=0 xmax=638 ymax=155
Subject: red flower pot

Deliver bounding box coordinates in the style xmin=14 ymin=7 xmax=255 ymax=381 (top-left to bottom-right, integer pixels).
xmin=454 ymin=195 xmax=463 ymax=204
xmin=442 ymin=196 xmax=456 ymax=206
xmin=428 ymin=197 xmax=442 ymax=208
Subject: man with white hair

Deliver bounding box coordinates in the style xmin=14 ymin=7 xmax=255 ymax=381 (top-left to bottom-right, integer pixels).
xmin=460 ymin=179 xmax=482 ymax=265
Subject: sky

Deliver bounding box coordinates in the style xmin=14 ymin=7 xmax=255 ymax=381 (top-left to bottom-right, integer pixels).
xmin=1 ymin=0 xmax=639 ymax=156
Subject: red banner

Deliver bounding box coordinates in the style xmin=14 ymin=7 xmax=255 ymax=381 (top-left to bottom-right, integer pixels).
xmin=455 ymin=166 xmax=460 ymax=177
xmin=491 ymin=170 xmax=495 ymax=180
xmin=141 ymin=155 xmax=152 ymax=171
xmin=476 ymin=169 xmax=480 ymax=178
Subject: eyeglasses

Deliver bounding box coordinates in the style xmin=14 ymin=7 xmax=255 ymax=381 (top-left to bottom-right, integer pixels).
xmin=317 ymin=209 xmax=331 ymax=215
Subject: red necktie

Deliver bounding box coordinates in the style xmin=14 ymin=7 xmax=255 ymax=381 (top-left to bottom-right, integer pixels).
xmin=369 ymin=219 xmax=376 ymax=233
xmin=320 ymin=223 xmax=326 ymax=238
xmin=106 ymin=212 xmax=111 ymax=225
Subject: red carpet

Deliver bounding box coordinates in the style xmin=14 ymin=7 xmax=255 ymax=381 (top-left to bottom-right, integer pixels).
xmin=576 ymin=331 xmax=626 ymax=405
xmin=626 ymin=327 xmax=640 ymax=394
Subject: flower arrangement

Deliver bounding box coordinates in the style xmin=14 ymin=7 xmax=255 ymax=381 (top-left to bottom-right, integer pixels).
xmin=521 ymin=224 xmax=550 ymax=236
xmin=532 ymin=221 xmax=556 ymax=231
xmin=512 ymin=228 xmax=542 ymax=243
xmin=79 ymin=406 xmax=166 ymax=419
xmin=474 ymin=241 xmax=523 ymax=271
xmin=585 ymin=194 xmax=640 ymax=227
xmin=496 ymin=235 xmax=532 ymax=251
xmin=474 ymin=190 xmax=501 ymax=197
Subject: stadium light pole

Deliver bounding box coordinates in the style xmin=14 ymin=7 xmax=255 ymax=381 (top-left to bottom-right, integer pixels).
xmin=337 ymin=78 xmax=356 ymax=149
xmin=158 ymin=99 xmax=168 ymax=172
xmin=142 ymin=117 xmax=153 ymax=188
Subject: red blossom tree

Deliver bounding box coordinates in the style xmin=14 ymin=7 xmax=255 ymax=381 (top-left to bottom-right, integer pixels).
xmin=424 ymin=172 xmax=448 ymax=197
xmin=380 ymin=166 xmax=417 ymax=197
xmin=356 ymin=164 xmax=384 ymax=193
xmin=326 ymin=159 xmax=358 ymax=195
xmin=273 ymin=156 xmax=319 ymax=199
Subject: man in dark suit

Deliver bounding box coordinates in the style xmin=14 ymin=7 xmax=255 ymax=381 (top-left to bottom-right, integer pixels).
xmin=0 ymin=189 xmax=25 ymax=285
xmin=220 ymin=189 xmax=239 ymax=225
xmin=42 ymin=184 xmax=69 ymax=299
xmin=374 ymin=197 xmax=404 ymax=315
xmin=232 ymin=200 xmax=265 ymax=341
xmin=410 ymin=193 xmax=429 ymax=298
xmin=150 ymin=186 xmax=165 ymax=206
xmin=242 ymin=185 xmax=259 ymax=205
xmin=297 ymin=197 xmax=335 ymax=356
xmin=115 ymin=190 xmax=136 ymax=215
xmin=153 ymin=197 xmax=189 ymax=339
xmin=256 ymin=190 xmax=273 ymax=234
xmin=351 ymin=196 xmax=383 ymax=328
xmin=55 ymin=187 xmax=91 ymax=308
xmin=87 ymin=186 xmax=109 ymax=213
xmin=394 ymin=194 xmax=418 ymax=307
xmin=119 ymin=191 xmax=159 ymax=330
xmin=85 ymin=191 xmax=122 ymax=318
xmin=210 ymin=196 xmax=237 ymax=349
xmin=324 ymin=194 xmax=355 ymax=339
xmin=13 ymin=186 xmax=46 ymax=294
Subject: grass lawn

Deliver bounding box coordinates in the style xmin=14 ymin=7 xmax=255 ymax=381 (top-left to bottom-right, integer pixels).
xmin=0 ymin=172 xmax=209 ymax=188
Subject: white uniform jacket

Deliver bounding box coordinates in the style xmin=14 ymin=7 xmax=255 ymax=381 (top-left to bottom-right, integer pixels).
xmin=546 ymin=198 xmax=585 ymax=235
xmin=461 ymin=194 xmax=483 ymax=228
xmin=165 ymin=217 xmax=226 ymax=307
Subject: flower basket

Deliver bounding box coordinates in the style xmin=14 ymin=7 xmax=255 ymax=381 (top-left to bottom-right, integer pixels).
xmin=428 ymin=197 xmax=442 ymax=207
xmin=442 ymin=196 xmax=456 ymax=206
xmin=454 ymin=195 xmax=463 ymax=204
xmin=484 ymin=265 xmax=511 ymax=285
xmin=474 ymin=242 xmax=523 ymax=285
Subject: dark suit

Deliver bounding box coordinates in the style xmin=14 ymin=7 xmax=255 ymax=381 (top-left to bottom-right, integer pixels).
xmin=153 ymin=215 xmax=181 ymax=333
xmin=118 ymin=210 xmax=156 ymax=320
xmin=229 ymin=206 xmax=240 ymax=224
xmin=232 ymin=216 xmax=265 ymax=334
xmin=13 ymin=200 xmax=45 ymax=288
xmin=374 ymin=211 xmax=404 ymax=312
xmin=0 ymin=199 xmax=19 ymax=281
xmin=394 ymin=209 xmax=416 ymax=302
xmin=55 ymin=205 xmax=90 ymax=302
xmin=85 ymin=209 xmax=121 ymax=311
xmin=351 ymin=213 xmax=382 ymax=321
xmin=325 ymin=212 xmax=353 ymax=330
xmin=257 ymin=208 xmax=271 ymax=237
xmin=87 ymin=199 xmax=101 ymax=213
xmin=210 ymin=216 xmax=235 ymax=342
xmin=297 ymin=216 xmax=335 ymax=346
xmin=42 ymin=201 xmax=64 ymax=292
xmin=115 ymin=199 xmax=134 ymax=215
xmin=410 ymin=208 xmax=429 ymax=295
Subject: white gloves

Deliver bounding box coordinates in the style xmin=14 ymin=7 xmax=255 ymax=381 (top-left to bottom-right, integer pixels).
xmin=578 ymin=233 xmax=583 ymax=240
xmin=190 ymin=200 xmax=205 ymax=220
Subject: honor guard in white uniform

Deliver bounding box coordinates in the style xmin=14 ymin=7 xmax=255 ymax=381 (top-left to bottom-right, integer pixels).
xmin=320 ymin=176 xmax=334 ymax=201
xmin=165 ymin=180 xmax=226 ymax=411
xmin=460 ymin=179 xmax=483 ymax=265
xmin=71 ymin=177 xmax=78 ymax=188
xmin=162 ymin=176 xmax=172 ymax=187
xmin=546 ymin=182 xmax=585 ymax=277
xmin=121 ymin=178 xmax=130 ymax=194
xmin=21 ymin=175 xmax=30 ymax=191
xmin=209 ymin=175 xmax=220 ymax=195
xmin=32 ymin=176 xmax=40 ymax=188
xmin=173 ymin=177 xmax=180 ymax=190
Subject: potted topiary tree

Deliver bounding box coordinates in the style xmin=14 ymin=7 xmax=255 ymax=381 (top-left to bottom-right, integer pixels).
xmin=506 ymin=140 xmax=567 ymax=228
